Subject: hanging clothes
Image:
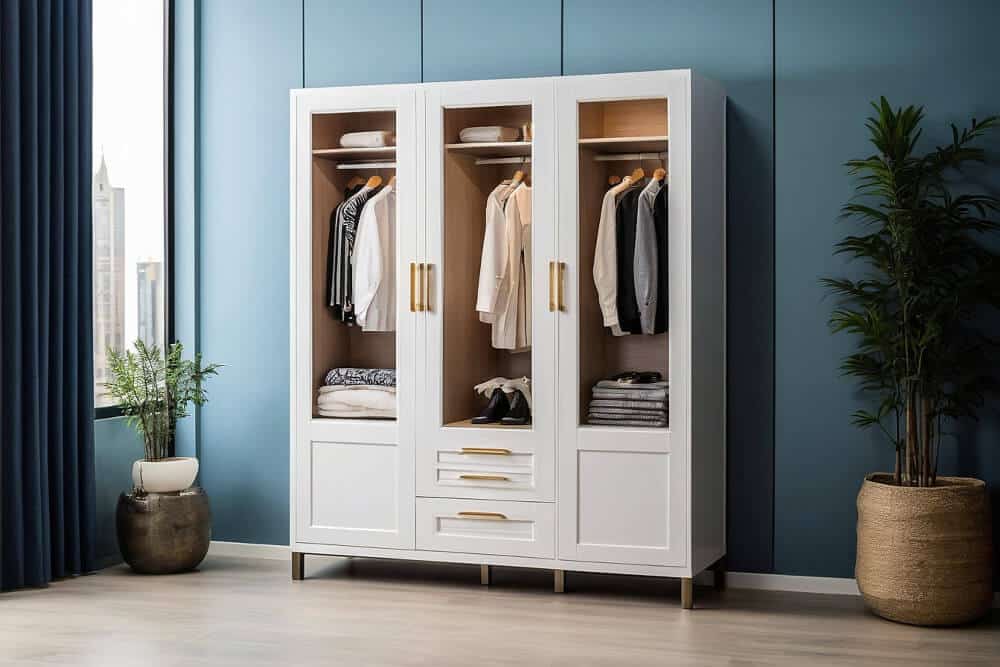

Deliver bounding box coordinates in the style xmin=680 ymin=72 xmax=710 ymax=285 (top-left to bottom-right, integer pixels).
xmin=353 ymin=183 xmax=396 ymax=331
xmin=634 ymin=178 xmax=667 ymax=335
xmin=327 ymin=183 xmax=364 ymax=319
xmin=330 ymin=184 xmax=376 ymax=323
xmin=476 ymin=181 xmax=515 ymax=324
xmin=615 ymin=182 xmax=645 ymax=334
xmin=593 ymin=176 xmax=641 ymax=336
xmin=491 ymin=183 xmax=532 ymax=351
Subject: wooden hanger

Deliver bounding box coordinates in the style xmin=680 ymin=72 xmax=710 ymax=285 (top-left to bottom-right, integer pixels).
xmin=652 ymin=167 xmax=666 ymax=181
xmin=629 ymin=167 xmax=645 ymax=182
xmin=512 ymin=169 xmax=524 ymax=184
xmin=608 ymin=175 xmax=621 ymax=186
xmin=365 ymin=174 xmax=383 ymax=189
xmin=346 ymin=175 xmax=365 ymax=189
xmin=387 ymin=174 xmax=396 ymax=188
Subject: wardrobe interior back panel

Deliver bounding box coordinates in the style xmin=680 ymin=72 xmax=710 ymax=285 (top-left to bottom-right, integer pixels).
xmin=441 ymin=105 xmax=532 ymax=426
xmin=311 ymin=111 xmax=397 ymax=417
xmin=576 ymin=100 xmax=669 ymax=423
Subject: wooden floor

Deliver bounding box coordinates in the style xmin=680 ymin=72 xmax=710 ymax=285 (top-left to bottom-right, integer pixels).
xmin=1 ymin=555 xmax=997 ymax=666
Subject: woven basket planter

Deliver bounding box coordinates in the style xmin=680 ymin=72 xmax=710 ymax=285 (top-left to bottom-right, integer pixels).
xmin=856 ymin=473 xmax=993 ymax=626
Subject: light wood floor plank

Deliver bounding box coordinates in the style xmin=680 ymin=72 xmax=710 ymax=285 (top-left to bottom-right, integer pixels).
xmin=1 ymin=555 xmax=997 ymax=666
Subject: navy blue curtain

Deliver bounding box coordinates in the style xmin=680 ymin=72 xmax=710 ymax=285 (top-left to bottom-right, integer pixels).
xmin=1 ymin=0 xmax=96 ymax=591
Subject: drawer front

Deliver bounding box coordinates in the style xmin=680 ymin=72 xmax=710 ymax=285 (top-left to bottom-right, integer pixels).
xmin=416 ymin=498 xmax=554 ymax=559
xmin=417 ymin=445 xmax=552 ymax=502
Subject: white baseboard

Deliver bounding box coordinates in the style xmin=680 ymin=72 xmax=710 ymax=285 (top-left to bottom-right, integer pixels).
xmin=207 ymin=541 xmax=998 ymax=607
xmin=208 ymin=540 xmax=289 ymax=560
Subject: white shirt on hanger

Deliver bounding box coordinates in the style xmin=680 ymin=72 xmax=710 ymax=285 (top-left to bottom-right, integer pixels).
xmin=352 ymin=184 xmax=396 ymax=332
xmin=492 ymin=183 xmax=532 ymax=351
xmin=476 ymin=182 xmax=512 ymax=324
xmin=593 ymin=177 xmax=638 ymax=337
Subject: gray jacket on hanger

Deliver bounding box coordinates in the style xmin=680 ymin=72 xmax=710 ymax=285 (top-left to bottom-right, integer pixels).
xmin=633 ymin=178 xmax=664 ymax=334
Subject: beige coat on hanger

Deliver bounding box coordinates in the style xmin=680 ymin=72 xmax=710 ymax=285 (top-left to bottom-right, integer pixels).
xmin=491 ymin=184 xmax=532 ymax=351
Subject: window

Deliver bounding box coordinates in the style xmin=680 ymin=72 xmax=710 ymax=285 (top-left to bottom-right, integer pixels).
xmin=92 ymin=0 xmax=170 ymax=410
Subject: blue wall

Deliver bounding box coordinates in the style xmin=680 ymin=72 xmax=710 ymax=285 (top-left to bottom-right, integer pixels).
xmin=93 ymin=418 xmax=141 ymax=567
xmin=165 ymin=0 xmax=1000 ymax=583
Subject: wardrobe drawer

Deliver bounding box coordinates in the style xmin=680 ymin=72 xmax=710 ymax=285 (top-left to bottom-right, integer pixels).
xmin=417 ymin=445 xmax=551 ymax=501
xmin=416 ymin=498 xmax=554 ymax=559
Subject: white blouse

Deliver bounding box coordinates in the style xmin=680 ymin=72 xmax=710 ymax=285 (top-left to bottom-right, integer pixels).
xmin=352 ymin=185 xmax=396 ymax=332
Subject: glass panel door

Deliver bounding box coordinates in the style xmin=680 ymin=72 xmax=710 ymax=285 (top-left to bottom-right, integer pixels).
xmin=418 ymin=79 xmax=556 ymax=502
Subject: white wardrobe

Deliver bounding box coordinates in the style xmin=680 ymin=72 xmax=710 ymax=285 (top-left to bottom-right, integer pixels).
xmin=289 ymin=70 xmax=726 ymax=608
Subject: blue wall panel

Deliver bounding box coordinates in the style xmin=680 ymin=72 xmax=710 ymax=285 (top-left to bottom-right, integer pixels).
xmin=422 ymin=0 xmax=561 ymax=81
xmin=197 ymin=0 xmax=302 ymax=544
xmin=564 ymin=0 xmax=775 ymax=573
xmin=304 ymin=0 xmax=421 ymax=87
xmin=775 ymin=0 xmax=1000 ymax=578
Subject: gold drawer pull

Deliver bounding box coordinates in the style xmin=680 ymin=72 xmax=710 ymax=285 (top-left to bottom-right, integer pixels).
xmin=457 ymin=511 xmax=509 ymax=521
xmin=460 ymin=447 xmax=512 ymax=456
xmin=459 ymin=474 xmax=510 ymax=482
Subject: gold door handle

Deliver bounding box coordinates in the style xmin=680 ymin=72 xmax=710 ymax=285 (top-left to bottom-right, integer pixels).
xmin=459 ymin=474 xmax=511 ymax=482
xmin=409 ymin=262 xmax=419 ymax=312
xmin=422 ymin=262 xmax=432 ymax=313
xmin=557 ymin=262 xmax=566 ymax=311
xmin=457 ymin=511 xmax=509 ymax=521
xmin=548 ymin=261 xmax=557 ymax=312
xmin=460 ymin=447 xmax=512 ymax=456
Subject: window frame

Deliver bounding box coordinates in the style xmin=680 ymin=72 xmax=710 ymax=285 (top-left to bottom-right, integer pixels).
xmin=94 ymin=0 xmax=175 ymax=420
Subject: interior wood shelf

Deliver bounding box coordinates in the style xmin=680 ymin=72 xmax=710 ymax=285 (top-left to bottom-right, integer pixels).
xmin=578 ymin=136 xmax=668 ymax=153
xmin=444 ymin=418 xmax=531 ymax=430
xmin=313 ymin=146 xmax=396 ymax=161
xmin=445 ymin=141 xmax=532 ymax=158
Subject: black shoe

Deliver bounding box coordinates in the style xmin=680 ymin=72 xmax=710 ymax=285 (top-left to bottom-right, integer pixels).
xmin=471 ymin=388 xmax=510 ymax=424
xmin=500 ymin=390 xmax=531 ymax=425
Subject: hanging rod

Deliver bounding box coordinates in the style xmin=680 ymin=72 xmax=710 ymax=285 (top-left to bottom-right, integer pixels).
xmin=593 ymin=152 xmax=667 ymax=162
xmin=335 ymin=161 xmax=397 ymax=170
xmin=474 ymin=156 xmax=532 ymax=166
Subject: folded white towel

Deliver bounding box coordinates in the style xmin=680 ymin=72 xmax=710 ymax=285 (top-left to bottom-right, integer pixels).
xmin=318 ymin=384 xmax=396 ymax=395
xmin=340 ymin=130 xmax=395 ymax=148
xmin=318 ymin=407 xmax=396 ymax=419
xmin=318 ymin=389 xmax=396 ymax=413
xmin=459 ymin=126 xmax=521 ymax=143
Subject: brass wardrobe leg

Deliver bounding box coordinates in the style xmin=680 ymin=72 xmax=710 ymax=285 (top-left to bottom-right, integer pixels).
xmin=553 ymin=569 xmax=565 ymax=593
xmin=681 ymin=577 xmax=694 ymax=609
xmin=292 ymin=552 xmax=305 ymax=581
xmin=480 ymin=564 xmax=491 ymax=586
xmin=712 ymin=557 xmax=727 ymax=592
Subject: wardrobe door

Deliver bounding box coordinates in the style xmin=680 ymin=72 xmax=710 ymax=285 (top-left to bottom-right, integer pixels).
xmin=291 ymin=84 xmax=419 ymax=549
xmin=417 ymin=78 xmax=557 ymax=503
xmin=555 ymin=71 xmax=690 ymax=566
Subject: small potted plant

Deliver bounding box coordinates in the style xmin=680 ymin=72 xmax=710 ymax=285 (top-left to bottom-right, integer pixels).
xmin=824 ymin=99 xmax=998 ymax=625
xmin=105 ymin=340 xmax=221 ymax=573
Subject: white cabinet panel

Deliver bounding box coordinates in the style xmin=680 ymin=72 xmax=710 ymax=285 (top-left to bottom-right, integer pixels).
xmin=296 ymin=439 xmax=413 ymax=548
xmin=416 ymin=497 xmax=554 ymax=559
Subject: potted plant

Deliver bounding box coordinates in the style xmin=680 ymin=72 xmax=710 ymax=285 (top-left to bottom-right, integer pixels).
xmin=105 ymin=340 xmax=221 ymax=573
xmin=824 ymin=98 xmax=998 ymax=625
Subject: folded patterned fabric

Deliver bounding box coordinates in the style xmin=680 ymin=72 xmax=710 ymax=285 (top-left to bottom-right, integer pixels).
xmin=325 ymin=367 xmax=396 ymax=387
xmin=589 ymin=410 xmax=666 ymax=422
xmin=339 ymin=130 xmax=395 ymax=148
xmin=592 ymin=387 xmax=668 ymax=401
xmin=319 ymin=384 xmax=396 ymax=395
xmin=589 ymin=398 xmax=667 ymax=410
xmin=588 ymin=417 xmax=668 ymax=428
xmin=318 ymin=389 xmax=396 ymax=413
xmin=588 ymin=406 xmax=667 ymax=417
xmin=459 ymin=126 xmax=521 ymax=143
xmin=594 ymin=380 xmax=669 ymax=390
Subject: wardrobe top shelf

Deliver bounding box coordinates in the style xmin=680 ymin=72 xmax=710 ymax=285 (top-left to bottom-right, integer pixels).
xmin=313 ymin=146 xmax=396 ymax=161
xmin=444 ymin=141 xmax=532 ymax=158
xmin=578 ymin=136 xmax=668 ymax=153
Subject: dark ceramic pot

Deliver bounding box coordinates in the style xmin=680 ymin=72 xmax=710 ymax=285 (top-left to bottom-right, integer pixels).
xmin=116 ymin=487 xmax=211 ymax=574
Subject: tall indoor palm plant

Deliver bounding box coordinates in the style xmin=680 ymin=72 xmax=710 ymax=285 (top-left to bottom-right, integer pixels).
xmin=823 ymin=98 xmax=999 ymax=487
xmin=826 ymin=98 xmax=998 ymax=626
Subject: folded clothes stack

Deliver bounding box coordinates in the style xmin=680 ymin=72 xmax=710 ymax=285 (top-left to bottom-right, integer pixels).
xmin=317 ymin=367 xmax=396 ymax=419
xmin=587 ymin=372 xmax=668 ymax=428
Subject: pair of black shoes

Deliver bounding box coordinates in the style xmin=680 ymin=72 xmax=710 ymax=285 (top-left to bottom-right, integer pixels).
xmin=472 ymin=388 xmax=531 ymax=425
